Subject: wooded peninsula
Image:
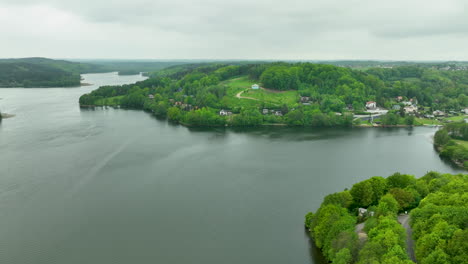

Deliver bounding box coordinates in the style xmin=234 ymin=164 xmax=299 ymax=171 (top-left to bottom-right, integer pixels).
xmin=305 ymin=172 xmax=467 ymax=264
xmin=79 ymin=62 xmax=467 ymax=128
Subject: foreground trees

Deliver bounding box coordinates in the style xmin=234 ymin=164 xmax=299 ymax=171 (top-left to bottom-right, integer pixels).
xmin=305 ymin=172 xmax=467 ymax=264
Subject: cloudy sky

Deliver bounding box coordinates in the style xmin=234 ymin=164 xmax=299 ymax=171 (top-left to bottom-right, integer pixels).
xmin=1 ymin=0 xmax=467 ymax=60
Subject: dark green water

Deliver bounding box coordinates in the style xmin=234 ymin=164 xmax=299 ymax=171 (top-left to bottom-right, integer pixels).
xmin=0 ymin=73 xmax=464 ymax=264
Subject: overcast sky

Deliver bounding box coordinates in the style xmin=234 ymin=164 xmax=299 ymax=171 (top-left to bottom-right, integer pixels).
xmin=1 ymin=0 xmax=467 ymax=60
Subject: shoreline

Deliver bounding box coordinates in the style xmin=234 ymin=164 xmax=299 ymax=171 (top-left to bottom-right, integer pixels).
xmin=78 ymin=104 xmax=446 ymax=129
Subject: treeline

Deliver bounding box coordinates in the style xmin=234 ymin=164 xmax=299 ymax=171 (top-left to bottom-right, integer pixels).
xmin=305 ymin=172 xmax=467 ymax=264
xmin=434 ymin=123 xmax=468 ymax=169
xmin=410 ymin=173 xmax=468 ymax=264
xmin=0 ymin=62 xmax=81 ymax=87
xmin=79 ymin=62 xmax=468 ymax=127
xmin=79 ymin=63 xmax=358 ymax=127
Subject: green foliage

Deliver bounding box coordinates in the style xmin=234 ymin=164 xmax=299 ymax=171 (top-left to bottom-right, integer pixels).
xmin=307 ymin=172 xmax=466 ymax=264
xmin=410 ymin=173 xmax=468 ymax=263
xmin=323 ymin=191 xmax=353 ymax=209
xmin=350 ymin=180 xmax=374 ymax=207
xmin=434 ymin=124 xmax=468 ymax=169
xmin=376 ymin=194 xmax=399 ymax=216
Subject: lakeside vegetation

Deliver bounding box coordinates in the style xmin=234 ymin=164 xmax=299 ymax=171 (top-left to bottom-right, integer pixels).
xmin=0 ymin=58 xmax=190 ymax=87
xmin=434 ymin=123 xmax=468 ymax=169
xmin=79 ymin=62 xmax=467 ymax=127
xmin=305 ymin=172 xmax=467 ymax=264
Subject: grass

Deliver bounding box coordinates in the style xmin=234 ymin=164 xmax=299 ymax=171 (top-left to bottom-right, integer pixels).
xmin=453 ymin=139 xmax=468 ymax=149
xmin=222 ymin=76 xmax=299 ymax=109
xmin=444 ymin=115 xmax=467 ymax=122
xmin=414 ymin=118 xmax=443 ymax=126
xmin=94 ymin=95 xmax=123 ymax=106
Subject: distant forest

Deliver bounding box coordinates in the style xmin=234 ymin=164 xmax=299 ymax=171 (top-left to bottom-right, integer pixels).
xmin=0 ymin=58 xmax=188 ymax=87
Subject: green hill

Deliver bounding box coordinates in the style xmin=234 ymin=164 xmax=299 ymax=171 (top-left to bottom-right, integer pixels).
xmin=0 ymin=57 xmax=105 ymax=87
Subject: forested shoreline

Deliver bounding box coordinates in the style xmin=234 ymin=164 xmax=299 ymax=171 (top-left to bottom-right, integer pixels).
xmin=434 ymin=123 xmax=468 ymax=169
xmin=305 ymin=172 xmax=467 ymax=264
xmin=79 ymin=62 xmax=467 ymax=127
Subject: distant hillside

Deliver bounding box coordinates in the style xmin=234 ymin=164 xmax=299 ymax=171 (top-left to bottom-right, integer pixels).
xmin=0 ymin=57 xmax=106 ymax=87
xmin=0 ymin=58 xmax=196 ymax=87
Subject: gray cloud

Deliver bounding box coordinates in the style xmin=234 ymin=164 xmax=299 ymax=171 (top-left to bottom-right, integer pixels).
xmin=1 ymin=0 xmax=468 ymax=60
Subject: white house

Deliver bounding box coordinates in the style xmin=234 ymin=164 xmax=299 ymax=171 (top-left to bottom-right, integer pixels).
xmin=433 ymin=110 xmax=445 ymax=117
xmin=219 ymin=109 xmax=232 ymax=116
xmin=251 ymin=84 xmax=259 ymax=90
xmin=148 ymin=94 xmax=154 ymax=99
xmin=404 ymin=105 xmax=418 ymax=114
xmin=366 ymin=101 xmax=377 ymax=109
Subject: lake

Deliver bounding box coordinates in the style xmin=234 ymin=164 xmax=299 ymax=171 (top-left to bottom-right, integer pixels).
xmin=0 ymin=72 xmax=464 ymax=264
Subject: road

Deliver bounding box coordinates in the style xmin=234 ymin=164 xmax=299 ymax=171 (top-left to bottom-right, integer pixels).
xmin=235 ymin=90 xmax=260 ymax=101
xmin=398 ymin=214 xmax=417 ymax=262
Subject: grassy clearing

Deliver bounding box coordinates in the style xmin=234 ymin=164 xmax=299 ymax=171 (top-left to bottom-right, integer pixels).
xmin=222 ymin=76 xmax=299 ymax=109
xmin=444 ymin=115 xmax=467 ymax=122
xmin=94 ymin=95 xmax=123 ymax=106
xmin=453 ymin=139 xmax=468 ymax=149
xmin=414 ymin=118 xmax=443 ymax=125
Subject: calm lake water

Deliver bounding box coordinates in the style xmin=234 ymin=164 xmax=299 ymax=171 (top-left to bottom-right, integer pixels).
xmin=0 ymin=72 xmax=464 ymax=264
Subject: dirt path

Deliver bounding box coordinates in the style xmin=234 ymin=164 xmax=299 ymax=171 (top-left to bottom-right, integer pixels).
xmin=235 ymin=90 xmax=260 ymax=101
xmin=398 ymin=214 xmax=417 ymax=262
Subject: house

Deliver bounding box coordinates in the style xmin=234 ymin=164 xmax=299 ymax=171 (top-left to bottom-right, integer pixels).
xmin=392 ymin=105 xmax=401 ymax=110
xmin=358 ymin=208 xmax=375 ymax=217
xmin=262 ymin=109 xmax=269 ymax=115
xmin=251 ymin=84 xmax=260 ymax=89
xmin=433 ymin=110 xmax=445 ymax=117
xmin=366 ymin=101 xmax=377 ymax=109
xmin=148 ymin=94 xmax=154 ymax=99
xmin=274 ymin=111 xmax=283 ymax=116
xmin=219 ymin=109 xmax=232 ymax=116
xmin=402 ymin=101 xmax=413 ymax=106
xmin=396 ymin=96 xmax=403 ymax=101
xmin=300 ymin=96 xmax=310 ymax=103
xmin=404 ymin=105 xmax=418 ymax=114
xmin=462 ymin=108 xmax=468 ymax=114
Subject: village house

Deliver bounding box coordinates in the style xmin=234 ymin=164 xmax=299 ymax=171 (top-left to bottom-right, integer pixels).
xmin=463 ymin=108 xmax=468 ymax=114
xmin=262 ymin=108 xmax=269 ymax=115
xmin=300 ymin=96 xmax=310 ymax=103
xmin=358 ymin=208 xmax=375 ymax=217
xmin=274 ymin=111 xmax=283 ymax=116
xmin=404 ymin=105 xmax=418 ymax=114
xmin=366 ymin=101 xmax=377 ymax=109
xmin=396 ymin=96 xmax=403 ymax=101
xmin=148 ymin=94 xmax=154 ymax=99
xmin=251 ymin=84 xmax=259 ymax=90
xmin=219 ymin=109 xmax=232 ymax=116
xmin=433 ymin=110 xmax=446 ymax=117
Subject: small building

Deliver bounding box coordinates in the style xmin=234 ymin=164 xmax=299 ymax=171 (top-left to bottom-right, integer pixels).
xmin=148 ymin=94 xmax=154 ymax=99
xmin=274 ymin=111 xmax=283 ymax=116
xmin=402 ymin=101 xmax=413 ymax=106
xmin=366 ymin=101 xmax=377 ymax=109
xmin=300 ymin=96 xmax=310 ymax=103
xmin=251 ymin=84 xmax=259 ymax=90
xmin=262 ymin=108 xmax=269 ymax=115
xmin=404 ymin=105 xmax=418 ymax=114
xmin=396 ymin=96 xmax=403 ymax=101
xmin=462 ymin=108 xmax=468 ymax=114
xmin=392 ymin=105 xmax=401 ymax=110
xmin=358 ymin=208 xmax=374 ymax=217
xmin=433 ymin=110 xmax=445 ymax=117
xmin=219 ymin=109 xmax=232 ymax=116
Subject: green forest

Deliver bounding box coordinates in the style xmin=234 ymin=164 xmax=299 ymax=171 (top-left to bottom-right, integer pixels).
xmin=434 ymin=123 xmax=468 ymax=169
xmin=79 ymin=62 xmax=467 ymax=127
xmin=305 ymin=172 xmax=467 ymax=264
xmin=0 ymin=58 xmax=188 ymax=87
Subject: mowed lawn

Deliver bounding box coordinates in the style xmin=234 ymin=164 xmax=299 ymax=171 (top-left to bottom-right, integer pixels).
xmin=222 ymin=76 xmax=299 ymax=109
xmin=454 ymin=139 xmax=468 ymax=149
xmin=444 ymin=115 xmax=467 ymax=122
xmin=94 ymin=95 xmax=124 ymax=106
